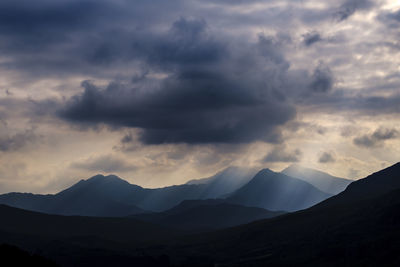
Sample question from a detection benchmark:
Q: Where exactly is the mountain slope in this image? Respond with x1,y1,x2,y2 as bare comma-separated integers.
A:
226,169,332,211
282,164,352,194
185,166,256,198
0,173,243,215
133,199,284,231
0,204,178,245
165,162,400,266
0,175,147,217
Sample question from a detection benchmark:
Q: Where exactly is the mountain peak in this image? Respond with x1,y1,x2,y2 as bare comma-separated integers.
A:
258,168,275,174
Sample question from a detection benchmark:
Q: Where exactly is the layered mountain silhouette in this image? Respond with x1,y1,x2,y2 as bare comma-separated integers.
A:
166,162,400,266
227,168,332,211
282,164,352,194
132,199,284,231
185,166,256,198
0,167,332,216
0,163,399,266
0,175,147,217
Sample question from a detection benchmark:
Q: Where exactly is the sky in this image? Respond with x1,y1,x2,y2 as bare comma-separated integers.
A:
0,0,400,193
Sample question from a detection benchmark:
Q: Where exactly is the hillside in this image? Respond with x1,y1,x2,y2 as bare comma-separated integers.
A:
227,169,332,211
282,164,352,194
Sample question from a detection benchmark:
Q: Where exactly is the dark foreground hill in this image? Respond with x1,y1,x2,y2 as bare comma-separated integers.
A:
0,204,180,266
0,244,57,266
132,199,284,231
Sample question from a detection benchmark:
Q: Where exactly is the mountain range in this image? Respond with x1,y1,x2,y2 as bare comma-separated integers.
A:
282,164,352,194
0,163,398,266
0,166,335,216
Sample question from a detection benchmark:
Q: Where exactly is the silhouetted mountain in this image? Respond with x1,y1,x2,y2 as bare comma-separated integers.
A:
317,162,400,207
0,203,179,246
162,162,400,266
0,173,248,215
0,204,177,266
0,175,147,217
1,163,400,266
185,166,256,198
133,199,284,231
226,168,332,211
282,164,352,194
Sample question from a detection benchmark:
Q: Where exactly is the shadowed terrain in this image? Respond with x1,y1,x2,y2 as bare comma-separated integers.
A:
0,163,399,266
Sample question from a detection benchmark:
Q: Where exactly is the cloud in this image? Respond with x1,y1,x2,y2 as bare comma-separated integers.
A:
334,0,375,21
302,31,322,46
309,63,334,93
318,151,336,163
71,154,136,173
378,9,400,29
262,147,302,163
353,127,399,148
0,129,37,152
58,18,305,145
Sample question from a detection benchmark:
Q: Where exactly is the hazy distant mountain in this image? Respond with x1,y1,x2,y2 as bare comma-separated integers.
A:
282,164,352,194
133,199,284,231
185,166,257,198
0,171,256,215
0,166,344,217
0,175,147,217
0,174,213,214
227,168,332,211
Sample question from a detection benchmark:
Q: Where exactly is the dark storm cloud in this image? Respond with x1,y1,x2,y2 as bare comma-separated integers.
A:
59,19,305,145
262,147,302,163
302,31,322,46
319,152,335,163
71,154,136,173
0,0,183,78
334,0,375,21
353,127,399,148
1,0,395,147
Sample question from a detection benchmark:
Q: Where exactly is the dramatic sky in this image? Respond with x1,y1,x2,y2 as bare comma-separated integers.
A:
1,0,400,193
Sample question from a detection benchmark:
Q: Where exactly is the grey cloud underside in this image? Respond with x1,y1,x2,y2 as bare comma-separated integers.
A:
303,31,322,46
353,127,399,148
262,147,302,163
59,19,307,144
319,152,336,163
